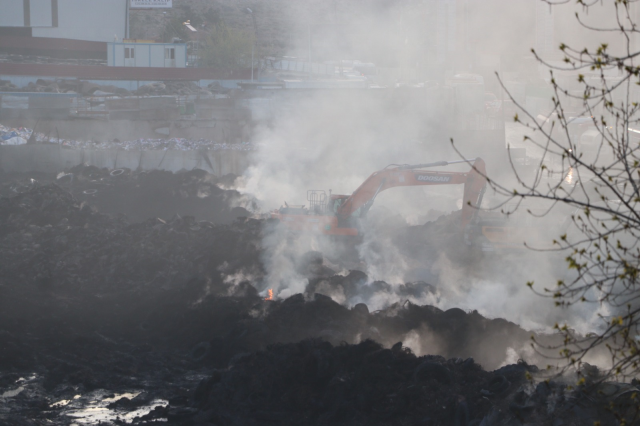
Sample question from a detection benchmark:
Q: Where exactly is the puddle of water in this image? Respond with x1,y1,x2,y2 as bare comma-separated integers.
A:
121,399,168,422
51,394,82,408
62,390,168,425
66,407,115,425
103,392,140,403
51,399,72,408
15,373,37,384
1,386,25,398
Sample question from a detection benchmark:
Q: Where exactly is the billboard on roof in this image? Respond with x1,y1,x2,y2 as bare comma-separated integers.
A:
130,0,172,8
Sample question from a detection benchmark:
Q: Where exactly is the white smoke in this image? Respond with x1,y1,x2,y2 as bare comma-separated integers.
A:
232,0,619,340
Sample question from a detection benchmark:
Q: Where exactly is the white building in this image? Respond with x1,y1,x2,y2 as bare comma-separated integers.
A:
0,0,127,43
107,42,186,67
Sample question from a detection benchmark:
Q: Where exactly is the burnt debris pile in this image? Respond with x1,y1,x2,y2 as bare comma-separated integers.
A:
252,293,532,371
1,166,255,223
0,183,634,425
192,339,499,426
0,183,262,295
183,340,634,426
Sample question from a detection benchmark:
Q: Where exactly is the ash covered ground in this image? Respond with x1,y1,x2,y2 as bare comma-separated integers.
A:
0,167,633,425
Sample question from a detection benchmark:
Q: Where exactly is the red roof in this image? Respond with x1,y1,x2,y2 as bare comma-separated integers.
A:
0,35,106,52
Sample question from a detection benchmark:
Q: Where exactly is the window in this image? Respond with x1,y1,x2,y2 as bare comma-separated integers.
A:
124,47,134,59
165,48,175,60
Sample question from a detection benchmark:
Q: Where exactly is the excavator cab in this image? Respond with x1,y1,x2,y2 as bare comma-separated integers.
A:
307,191,354,217
327,195,350,216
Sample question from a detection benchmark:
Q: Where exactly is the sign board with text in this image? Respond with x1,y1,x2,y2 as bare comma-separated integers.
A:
130,0,172,8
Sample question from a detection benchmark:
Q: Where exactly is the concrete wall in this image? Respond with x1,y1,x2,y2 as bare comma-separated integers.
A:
32,0,126,42
0,0,32,27
0,0,126,41
0,0,54,27
0,94,73,119
30,0,53,27
0,0,24,27
0,144,252,176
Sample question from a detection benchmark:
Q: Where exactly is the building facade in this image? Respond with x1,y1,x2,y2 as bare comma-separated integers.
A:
0,0,127,43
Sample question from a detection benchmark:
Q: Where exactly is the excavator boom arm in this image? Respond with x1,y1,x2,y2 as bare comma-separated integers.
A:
337,158,487,229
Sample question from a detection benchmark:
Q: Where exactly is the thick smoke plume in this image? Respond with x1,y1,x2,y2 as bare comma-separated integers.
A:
236,0,613,340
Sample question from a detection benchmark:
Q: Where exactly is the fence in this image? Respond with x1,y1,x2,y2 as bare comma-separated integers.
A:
266,59,336,76
0,92,75,119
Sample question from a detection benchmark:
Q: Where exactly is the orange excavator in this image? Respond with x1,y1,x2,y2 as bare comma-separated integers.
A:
270,158,487,237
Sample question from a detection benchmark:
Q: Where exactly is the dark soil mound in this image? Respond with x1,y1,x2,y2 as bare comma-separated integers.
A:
192,339,497,426
0,184,630,426
0,167,254,224
182,340,626,426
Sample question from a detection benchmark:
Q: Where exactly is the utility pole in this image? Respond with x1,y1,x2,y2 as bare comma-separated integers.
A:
245,8,257,82
308,24,311,64
125,0,130,39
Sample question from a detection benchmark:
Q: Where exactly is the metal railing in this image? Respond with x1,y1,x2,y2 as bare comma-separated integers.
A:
307,190,327,214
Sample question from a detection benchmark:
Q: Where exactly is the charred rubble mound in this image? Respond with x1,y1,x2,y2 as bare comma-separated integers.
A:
0,184,262,293
0,166,254,223
192,339,502,426
393,210,478,263
250,291,535,371
0,185,629,425
0,184,539,370
178,339,632,426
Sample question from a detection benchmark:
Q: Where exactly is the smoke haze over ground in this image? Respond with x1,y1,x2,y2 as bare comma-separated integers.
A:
231,0,621,339
4,1,640,424
238,87,607,337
